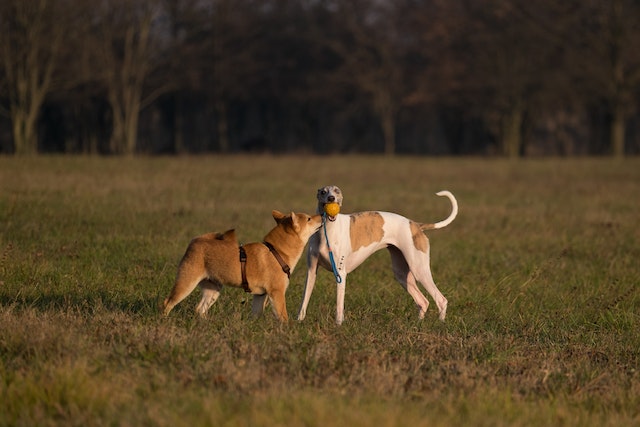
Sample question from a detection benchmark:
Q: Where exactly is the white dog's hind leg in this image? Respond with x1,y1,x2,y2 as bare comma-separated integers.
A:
409,273,431,319
389,247,430,318
410,260,448,321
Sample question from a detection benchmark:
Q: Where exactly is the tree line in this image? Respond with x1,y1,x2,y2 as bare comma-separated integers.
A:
1,0,639,156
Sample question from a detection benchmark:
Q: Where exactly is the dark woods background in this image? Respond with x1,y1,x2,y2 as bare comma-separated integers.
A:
1,0,639,156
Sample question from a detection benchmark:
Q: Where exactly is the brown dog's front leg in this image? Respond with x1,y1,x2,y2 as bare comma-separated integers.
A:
268,290,289,322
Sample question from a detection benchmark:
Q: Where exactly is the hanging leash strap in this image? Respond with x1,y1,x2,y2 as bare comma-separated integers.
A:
262,241,291,278
238,245,251,293
322,213,342,283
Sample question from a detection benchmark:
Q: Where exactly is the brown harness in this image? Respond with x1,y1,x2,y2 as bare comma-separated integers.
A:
263,241,291,278
239,245,249,292
239,241,290,293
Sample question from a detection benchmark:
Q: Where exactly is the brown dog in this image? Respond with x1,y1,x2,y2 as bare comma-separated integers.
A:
163,210,322,321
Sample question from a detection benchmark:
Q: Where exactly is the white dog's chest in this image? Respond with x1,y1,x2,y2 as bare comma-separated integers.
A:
317,214,390,273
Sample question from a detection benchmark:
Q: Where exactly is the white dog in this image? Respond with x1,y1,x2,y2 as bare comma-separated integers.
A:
297,185,458,325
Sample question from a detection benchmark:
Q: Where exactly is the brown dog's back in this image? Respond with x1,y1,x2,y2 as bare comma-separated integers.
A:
178,229,241,286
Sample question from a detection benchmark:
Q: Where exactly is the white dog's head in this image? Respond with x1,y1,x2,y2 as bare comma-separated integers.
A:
316,185,343,219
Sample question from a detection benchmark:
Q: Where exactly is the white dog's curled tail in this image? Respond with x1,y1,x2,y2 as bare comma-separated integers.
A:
421,190,458,230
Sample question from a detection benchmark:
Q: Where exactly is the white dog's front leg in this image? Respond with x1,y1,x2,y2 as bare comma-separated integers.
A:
297,269,316,321
336,276,346,325
298,247,319,321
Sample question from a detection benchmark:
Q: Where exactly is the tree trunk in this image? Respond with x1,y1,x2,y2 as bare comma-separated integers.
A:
124,102,140,156
215,98,230,153
173,95,185,154
108,97,140,156
374,88,397,155
380,110,396,155
501,102,524,158
11,108,38,155
3,0,60,156
100,8,155,155
610,103,625,158
108,97,124,154
123,81,142,155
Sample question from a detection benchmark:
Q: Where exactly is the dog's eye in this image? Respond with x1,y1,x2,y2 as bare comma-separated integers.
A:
320,190,327,195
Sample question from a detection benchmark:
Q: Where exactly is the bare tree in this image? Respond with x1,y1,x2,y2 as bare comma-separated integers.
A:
0,0,64,155
459,0,558,157
312,0,413,155
153,0,267,153
160,0,209,153
404,0,470,153
570,0,640,157
210,0,252,153
493,0,640,157
208,0,274,152
90,0,169,155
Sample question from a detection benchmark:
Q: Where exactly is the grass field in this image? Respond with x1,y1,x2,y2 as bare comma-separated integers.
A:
0,155,638,426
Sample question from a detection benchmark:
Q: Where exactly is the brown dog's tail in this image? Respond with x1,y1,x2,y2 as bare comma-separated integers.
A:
420,191,458,231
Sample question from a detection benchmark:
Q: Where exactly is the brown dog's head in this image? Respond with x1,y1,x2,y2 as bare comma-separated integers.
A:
272,210,323,242
316,185,343,219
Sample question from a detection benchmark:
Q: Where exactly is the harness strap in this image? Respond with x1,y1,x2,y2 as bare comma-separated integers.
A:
263,241,291,278
239,242,290,293
239,245,251,293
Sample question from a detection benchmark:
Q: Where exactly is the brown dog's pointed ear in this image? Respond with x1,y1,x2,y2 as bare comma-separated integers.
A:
272,210,285,223
290,211,300,231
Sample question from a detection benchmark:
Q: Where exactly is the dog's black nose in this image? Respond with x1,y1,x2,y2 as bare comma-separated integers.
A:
328,196,335,202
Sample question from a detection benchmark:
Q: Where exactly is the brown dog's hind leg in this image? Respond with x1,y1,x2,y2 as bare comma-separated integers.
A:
163,264,206,315
195,280,223,317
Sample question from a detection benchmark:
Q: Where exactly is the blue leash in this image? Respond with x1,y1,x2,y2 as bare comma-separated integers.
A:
322,213,342,283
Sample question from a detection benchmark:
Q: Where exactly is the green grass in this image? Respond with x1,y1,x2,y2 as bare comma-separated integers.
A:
0,155,639,426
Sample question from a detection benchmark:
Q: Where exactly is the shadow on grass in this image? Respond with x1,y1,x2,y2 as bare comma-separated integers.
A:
0,290,162,317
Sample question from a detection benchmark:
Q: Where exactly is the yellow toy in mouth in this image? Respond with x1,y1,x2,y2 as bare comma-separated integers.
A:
324,202,340,218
